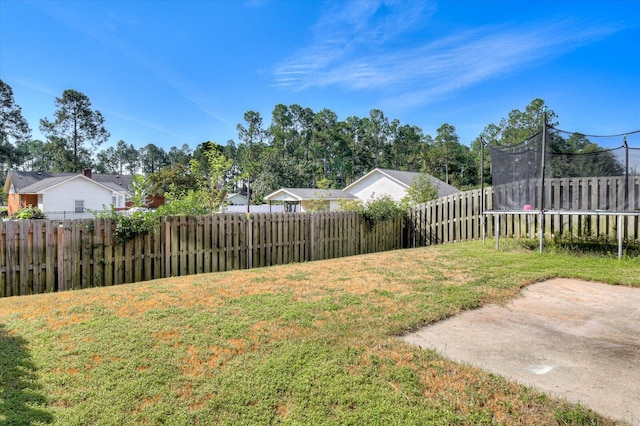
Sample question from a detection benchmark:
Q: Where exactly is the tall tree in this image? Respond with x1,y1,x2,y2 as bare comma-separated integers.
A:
429,123,459,184
289,104,315,186
388,121,424,171
270,104,293,158
344,115,373,179
0,79,31,145
331,121,354,188
364,109,389,168
42,137,78,172
16,139,46,171
236,111,267,203
139,143,168,175
0,79,32,186
311,108,339,182
148,163,198,197
40,89,109,171
167,143,192,166
481,98,558,147
95,146,119,173
120,141,140,175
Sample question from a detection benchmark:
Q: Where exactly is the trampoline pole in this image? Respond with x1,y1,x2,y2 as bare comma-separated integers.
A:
480,137,486,245
482,212,486,245
538,212,543,254
539,110,548,254
618,215,623,259
624,136,629,212
496,213,500,250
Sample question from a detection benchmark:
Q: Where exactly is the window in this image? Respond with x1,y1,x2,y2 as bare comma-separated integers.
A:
75,200,84,213
112,196,116,206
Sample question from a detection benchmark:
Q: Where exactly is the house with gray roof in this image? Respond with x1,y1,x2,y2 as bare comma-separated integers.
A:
264,168,460,212
263,188,358,212
4,169,132,219
343,168,459,202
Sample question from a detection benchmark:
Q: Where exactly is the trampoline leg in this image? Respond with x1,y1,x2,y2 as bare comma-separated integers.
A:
618,215,623,259
538,212,544,254
495,214,500,250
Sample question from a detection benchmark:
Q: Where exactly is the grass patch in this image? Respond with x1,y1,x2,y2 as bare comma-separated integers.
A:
1,241,635,425
517,234,640,258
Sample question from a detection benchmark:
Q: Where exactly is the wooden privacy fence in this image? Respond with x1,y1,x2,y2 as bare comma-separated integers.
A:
405,187,489,247
0,211,402,297
406,176,640,248
5,175,640,298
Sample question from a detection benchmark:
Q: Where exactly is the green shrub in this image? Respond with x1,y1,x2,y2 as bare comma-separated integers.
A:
402,173,438,206
362,194,405,223
156,188,225,216
339,195,405,225
93,206,158,244
12,205,46,220
337,199,364,213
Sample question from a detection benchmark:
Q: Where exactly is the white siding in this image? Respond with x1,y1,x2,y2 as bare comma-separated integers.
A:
224,204,284,213
347,173,408,202
42,178,114,219
267,192,299,202
227,194,248,205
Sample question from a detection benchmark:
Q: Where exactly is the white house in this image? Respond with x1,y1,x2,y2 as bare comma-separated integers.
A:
226,192,248,206
264,169,460,212
343,168,460,202
264,188,358,212
4,170,131,219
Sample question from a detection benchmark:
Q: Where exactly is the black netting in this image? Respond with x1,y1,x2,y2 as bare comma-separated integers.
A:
488,127,640,212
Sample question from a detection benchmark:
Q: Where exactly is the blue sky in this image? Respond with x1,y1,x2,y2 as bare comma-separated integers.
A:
1,0,639,152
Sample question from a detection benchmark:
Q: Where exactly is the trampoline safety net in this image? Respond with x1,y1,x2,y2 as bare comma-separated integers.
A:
488,127,640,212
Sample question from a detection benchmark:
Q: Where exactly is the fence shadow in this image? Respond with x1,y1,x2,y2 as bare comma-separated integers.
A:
0,324,53,425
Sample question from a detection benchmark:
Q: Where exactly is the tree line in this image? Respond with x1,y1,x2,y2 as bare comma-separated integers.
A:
2,78,619,206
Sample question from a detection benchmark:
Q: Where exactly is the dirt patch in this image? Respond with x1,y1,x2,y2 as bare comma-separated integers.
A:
403,279,640,425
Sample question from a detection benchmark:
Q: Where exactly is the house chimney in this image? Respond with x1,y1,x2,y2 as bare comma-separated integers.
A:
82,168,92,179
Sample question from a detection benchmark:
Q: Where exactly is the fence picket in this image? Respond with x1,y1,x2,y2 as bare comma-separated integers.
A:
6,222,16,296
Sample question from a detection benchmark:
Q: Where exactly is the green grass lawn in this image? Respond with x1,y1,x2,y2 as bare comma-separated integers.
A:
1,240,637,425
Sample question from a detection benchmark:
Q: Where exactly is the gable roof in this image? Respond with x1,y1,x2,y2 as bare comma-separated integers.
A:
265,188,358,202
343,168,460,198
92,174,132,192
5,170,132,194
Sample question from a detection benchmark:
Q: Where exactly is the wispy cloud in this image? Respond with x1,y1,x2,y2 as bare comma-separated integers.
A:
104,108,188,140
274,2,625,108
12,77,58,98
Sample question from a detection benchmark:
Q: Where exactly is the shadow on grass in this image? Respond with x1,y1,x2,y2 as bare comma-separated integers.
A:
0,324,53,425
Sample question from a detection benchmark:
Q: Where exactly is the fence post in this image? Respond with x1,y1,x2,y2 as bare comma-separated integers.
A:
5,222,15,297
310,213,315,261
164,219,171,278
57,223,65,291
247,214,253,269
